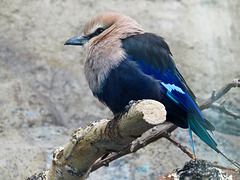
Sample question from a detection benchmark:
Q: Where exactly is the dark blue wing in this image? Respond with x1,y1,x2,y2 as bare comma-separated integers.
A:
122,33,196,101
121,33,218,152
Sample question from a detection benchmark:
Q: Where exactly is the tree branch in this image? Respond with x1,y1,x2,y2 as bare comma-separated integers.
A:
28,78,240,179
163,132,195,159
91,124,178,172
28,100,166,180
210,102,240,119
199,78,240,110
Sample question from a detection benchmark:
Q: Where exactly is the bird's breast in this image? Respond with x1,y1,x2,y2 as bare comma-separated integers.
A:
84,43,126,93
93,59,163,114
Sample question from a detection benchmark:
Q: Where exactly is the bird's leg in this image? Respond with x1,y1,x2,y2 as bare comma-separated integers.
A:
113,100,138,123
113,112,122,120
124,100,137,113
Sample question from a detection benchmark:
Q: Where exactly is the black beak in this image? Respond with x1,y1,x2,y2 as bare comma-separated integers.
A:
64,35,89,46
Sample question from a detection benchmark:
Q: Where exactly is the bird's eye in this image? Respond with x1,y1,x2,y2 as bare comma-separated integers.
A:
87,28,105,39
95,28,105,35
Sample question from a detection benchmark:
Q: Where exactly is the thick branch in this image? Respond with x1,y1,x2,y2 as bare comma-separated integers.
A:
28,100,166,180
91,124,177,172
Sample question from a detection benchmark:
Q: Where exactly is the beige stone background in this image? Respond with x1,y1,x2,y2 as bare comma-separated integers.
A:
0,0,240,179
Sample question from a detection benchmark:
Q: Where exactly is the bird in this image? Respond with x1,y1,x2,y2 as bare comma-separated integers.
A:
65,13,239,168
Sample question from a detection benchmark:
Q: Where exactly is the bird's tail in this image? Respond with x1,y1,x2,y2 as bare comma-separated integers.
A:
188,115,240,169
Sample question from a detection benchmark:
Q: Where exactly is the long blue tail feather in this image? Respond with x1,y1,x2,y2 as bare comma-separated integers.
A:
188,120,196,157
161,82,240,169
188,115,219,153
188,115,240,169
219,151,240,169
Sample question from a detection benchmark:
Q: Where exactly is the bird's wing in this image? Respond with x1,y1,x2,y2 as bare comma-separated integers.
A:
121,33,218,152
121,33,199,112
121,33,197,101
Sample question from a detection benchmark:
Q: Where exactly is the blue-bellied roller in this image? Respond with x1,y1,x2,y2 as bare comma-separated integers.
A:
65,13,239,168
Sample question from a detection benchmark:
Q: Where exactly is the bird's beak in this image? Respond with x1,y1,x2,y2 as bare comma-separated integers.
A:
64,35,89,46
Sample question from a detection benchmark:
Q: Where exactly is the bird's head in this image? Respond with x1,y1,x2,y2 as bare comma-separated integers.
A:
65,13,145,92
64,13,144,47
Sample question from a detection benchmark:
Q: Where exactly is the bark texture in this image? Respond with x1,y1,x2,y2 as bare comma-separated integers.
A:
28,100,166,180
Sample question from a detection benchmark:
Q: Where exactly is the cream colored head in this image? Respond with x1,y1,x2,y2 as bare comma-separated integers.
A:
64,13,145,93
65,13,144,47
84,13,144,44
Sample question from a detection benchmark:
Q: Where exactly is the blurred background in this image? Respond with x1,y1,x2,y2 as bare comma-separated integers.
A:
0,0,239,179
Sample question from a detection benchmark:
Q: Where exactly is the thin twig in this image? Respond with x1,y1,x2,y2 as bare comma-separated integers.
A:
199,78,240,110
130,124,178,152
163,132,195,159
210,102,240,119
212,163,240,172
